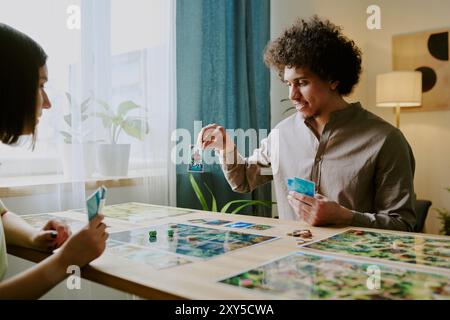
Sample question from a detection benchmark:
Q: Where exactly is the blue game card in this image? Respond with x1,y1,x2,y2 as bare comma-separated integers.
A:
224,221,254,228
286,177,315,197
86,186,107,221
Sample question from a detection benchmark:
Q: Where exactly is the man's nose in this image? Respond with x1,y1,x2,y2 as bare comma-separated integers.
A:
289,85,301,100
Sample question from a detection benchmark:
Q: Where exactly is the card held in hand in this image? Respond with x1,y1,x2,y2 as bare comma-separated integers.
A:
286,177,315,197
86,186,107,221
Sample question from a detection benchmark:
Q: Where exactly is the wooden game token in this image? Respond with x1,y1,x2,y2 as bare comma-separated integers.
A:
286,232,293,236
238,279,253,287
296,239,305,245
353,230,364,235
186,236,197,241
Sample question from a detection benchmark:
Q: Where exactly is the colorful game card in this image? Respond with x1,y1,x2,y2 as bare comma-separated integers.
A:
188,219,209,224
286,177,315,197
188,144,204,172
246,224,273,231
219,251,450,300
204,219,232,226
86,185,107,221
224,221,255,229
305,229,450,270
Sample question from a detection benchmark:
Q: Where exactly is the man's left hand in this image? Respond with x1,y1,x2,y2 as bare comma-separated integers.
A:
287,191,353,226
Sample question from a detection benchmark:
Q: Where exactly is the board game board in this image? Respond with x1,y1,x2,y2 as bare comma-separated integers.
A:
304,229,450,270
70,202,194,223
109,223,278,259
95,202,194,223
219,251,450,300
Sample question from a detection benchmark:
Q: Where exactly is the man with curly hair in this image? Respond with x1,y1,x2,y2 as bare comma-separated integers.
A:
197,16,416,232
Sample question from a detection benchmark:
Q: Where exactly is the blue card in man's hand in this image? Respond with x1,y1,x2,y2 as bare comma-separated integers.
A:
286,177,315,197
86,186,107,221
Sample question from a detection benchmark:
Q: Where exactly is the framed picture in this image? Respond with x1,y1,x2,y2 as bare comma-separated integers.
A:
393,28,450,112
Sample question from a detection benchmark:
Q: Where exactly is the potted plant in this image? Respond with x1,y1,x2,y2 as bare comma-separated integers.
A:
189,173,274,214
93,99,149,176
60,93,96,178
435,187,450,236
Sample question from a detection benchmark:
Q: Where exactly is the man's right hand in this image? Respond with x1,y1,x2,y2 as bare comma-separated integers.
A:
197,123,235,153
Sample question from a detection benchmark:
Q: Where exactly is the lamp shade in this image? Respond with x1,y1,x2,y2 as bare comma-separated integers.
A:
376,71,422,107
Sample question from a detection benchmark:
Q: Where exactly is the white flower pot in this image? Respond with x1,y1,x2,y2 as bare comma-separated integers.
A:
61,143,97,179
97,144,131,176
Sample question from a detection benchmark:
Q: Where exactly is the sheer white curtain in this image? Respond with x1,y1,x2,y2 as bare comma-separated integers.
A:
0,0,176,212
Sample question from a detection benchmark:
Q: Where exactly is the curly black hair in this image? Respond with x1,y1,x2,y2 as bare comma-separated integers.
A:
264,16,362,95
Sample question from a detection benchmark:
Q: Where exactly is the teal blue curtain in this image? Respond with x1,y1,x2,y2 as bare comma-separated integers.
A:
176,0,271,216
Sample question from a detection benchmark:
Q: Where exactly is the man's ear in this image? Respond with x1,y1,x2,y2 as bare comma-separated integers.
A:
330,80,339,91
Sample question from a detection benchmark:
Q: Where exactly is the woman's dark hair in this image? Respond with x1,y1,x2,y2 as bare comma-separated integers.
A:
0,23,47,145
264,16,362,95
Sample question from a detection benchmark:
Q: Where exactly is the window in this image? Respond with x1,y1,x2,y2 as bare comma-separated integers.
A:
0,0,175,180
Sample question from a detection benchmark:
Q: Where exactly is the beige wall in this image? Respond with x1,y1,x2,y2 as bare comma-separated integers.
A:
270,0,450,234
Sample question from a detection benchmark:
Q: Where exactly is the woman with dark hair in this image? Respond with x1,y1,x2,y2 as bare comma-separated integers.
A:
0,24,108,299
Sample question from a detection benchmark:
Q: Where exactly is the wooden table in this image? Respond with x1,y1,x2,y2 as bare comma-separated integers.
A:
8,204,449,300
7,205,349,299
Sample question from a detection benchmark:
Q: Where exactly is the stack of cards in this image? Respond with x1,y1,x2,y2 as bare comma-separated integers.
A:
86,186,107,221
286,177,315,197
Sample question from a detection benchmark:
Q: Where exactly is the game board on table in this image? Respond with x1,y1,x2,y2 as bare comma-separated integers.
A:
304,229,450,270
88,202,194,223
219,251,450,300
109,223,278,260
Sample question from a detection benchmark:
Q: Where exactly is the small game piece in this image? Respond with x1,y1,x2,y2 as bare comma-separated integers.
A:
148,237,157,243
296,239,306,245
148,230,157,237
353,230,364,235
300,230,313,238
238,278,253,287
186,236,197,242
167,229,174,237
286,232,293,237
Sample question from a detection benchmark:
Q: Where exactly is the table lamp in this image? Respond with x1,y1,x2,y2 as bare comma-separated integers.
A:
376,71,422,128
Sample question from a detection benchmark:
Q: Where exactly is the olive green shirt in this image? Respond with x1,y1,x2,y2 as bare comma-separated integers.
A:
0,199,8,280
220,102,416,231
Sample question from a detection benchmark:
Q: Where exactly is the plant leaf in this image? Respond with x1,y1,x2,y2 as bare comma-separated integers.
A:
203,182,217,212
230,200,272,215
220,199,273,214
220,200,254,213
60,131,72,144
64,115,72,127
118,101,140,118
122,118,147,140
283,106,296,115
81,97,91,114
93,112,113,129
189,174,209,211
